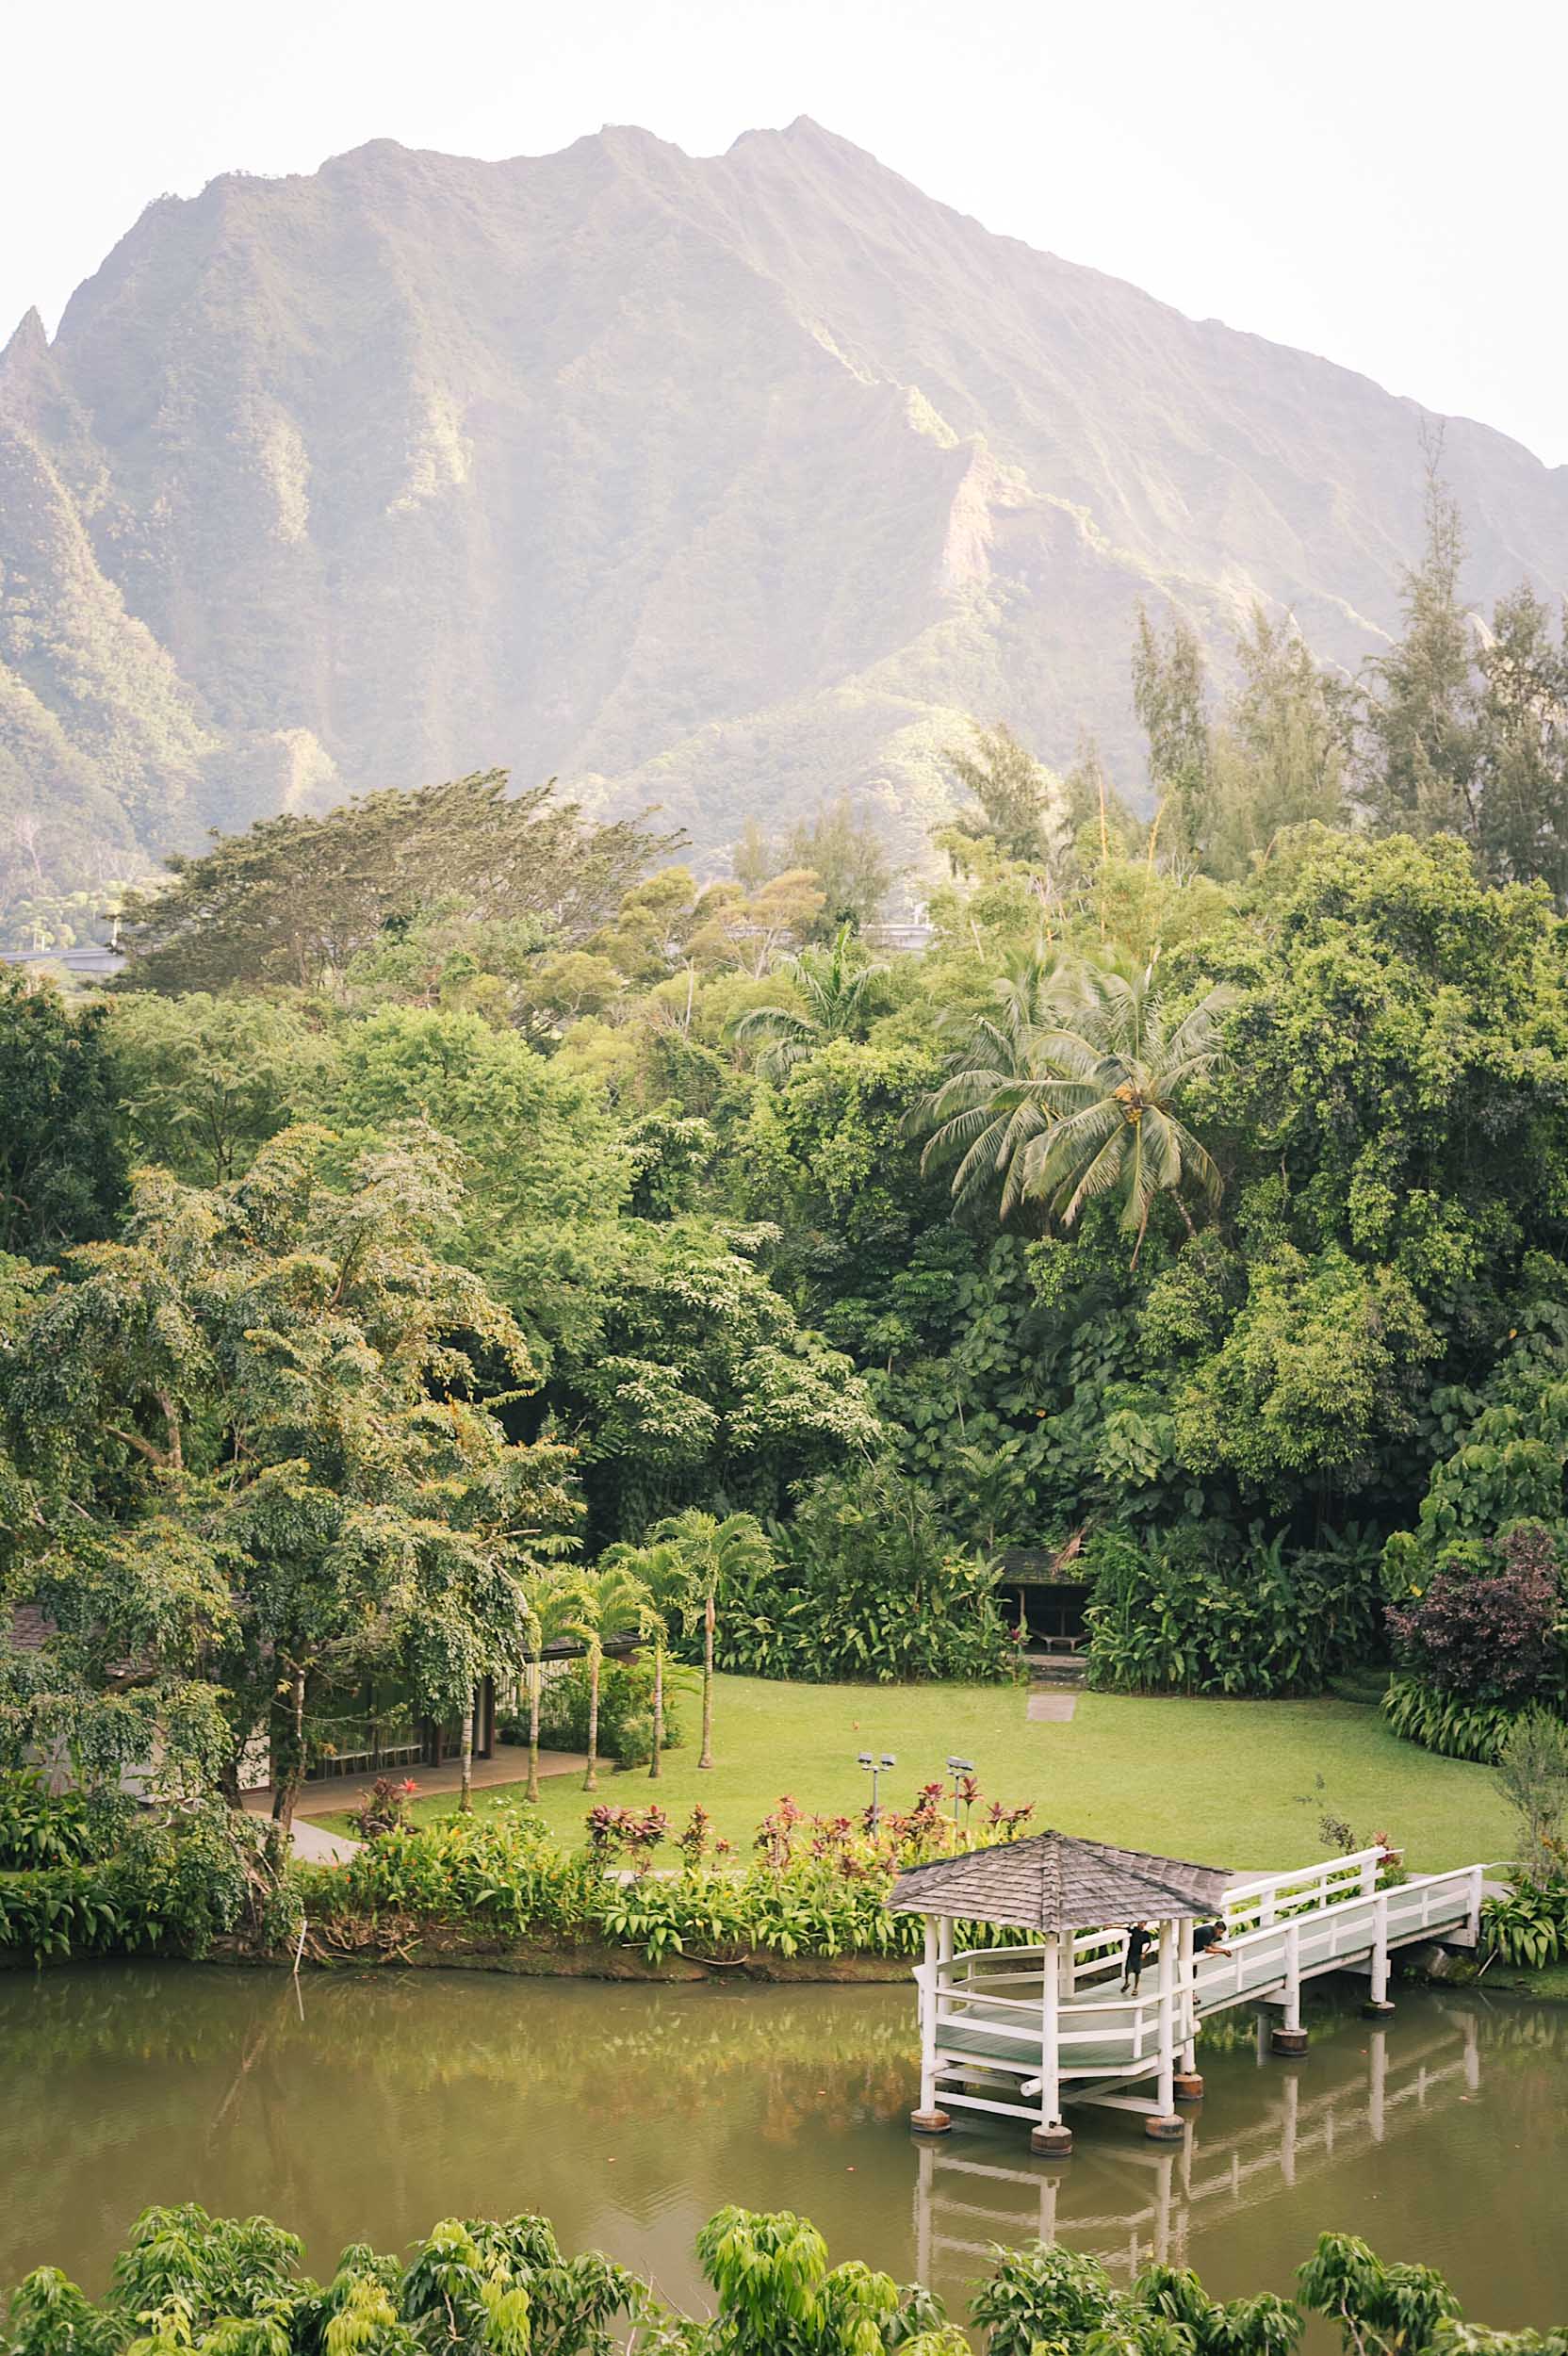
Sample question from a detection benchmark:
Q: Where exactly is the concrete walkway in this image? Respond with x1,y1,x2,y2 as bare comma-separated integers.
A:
286,1817,362,1864
1026,1690,1078,1722
242,1743,591,1862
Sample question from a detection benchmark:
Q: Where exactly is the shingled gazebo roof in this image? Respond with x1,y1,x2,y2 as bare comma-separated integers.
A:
889,1830,1232,1933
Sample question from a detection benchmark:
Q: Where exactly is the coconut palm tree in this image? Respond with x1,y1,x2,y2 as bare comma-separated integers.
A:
915,950,1233,1264
909,942,1081,1220
516,1561,591,1805
1017,957,1233,1264
650,1509,775,1770
564,1561,653,1793
730,924,888,1080
601,1537,693,1780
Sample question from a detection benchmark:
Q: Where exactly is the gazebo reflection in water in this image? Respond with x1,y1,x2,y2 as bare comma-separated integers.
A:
911,2003,1482,2289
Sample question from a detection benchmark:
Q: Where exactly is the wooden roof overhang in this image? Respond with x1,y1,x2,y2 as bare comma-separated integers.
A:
889,1829,1232,1934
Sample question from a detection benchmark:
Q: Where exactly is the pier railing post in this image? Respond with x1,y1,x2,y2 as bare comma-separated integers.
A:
1146,1918,1184,2140
1270,1920,1308,2055
1364,1891,1395,2016
910,1919,952,2135
1173,1913,1203,2102
1031,1930,1072,2154
1467,1865,1483,1947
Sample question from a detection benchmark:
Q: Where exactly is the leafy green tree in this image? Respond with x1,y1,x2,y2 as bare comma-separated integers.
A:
496,1218,880,1544
322,1004,636,1241
731,926,889,1079
1133,608,1214,863
914,944,1082,1223
737,797,898,937
1,1124,577,1830
1473,585,1568,906
106,990,335,1185
1208,609,1352,875
1493,1710,1568,1882
942,720,1070,872
922,954,1233,1264
117,772,680,994
599,1538,692,1781
1298,2232,1460,2356
649,1510,776,1770
695,2206,958,2356
1357,463,1479,841
516,1562,591,1805
0,971,126,1258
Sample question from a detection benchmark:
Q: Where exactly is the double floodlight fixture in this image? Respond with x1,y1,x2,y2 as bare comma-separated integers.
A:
858,1748,897,1826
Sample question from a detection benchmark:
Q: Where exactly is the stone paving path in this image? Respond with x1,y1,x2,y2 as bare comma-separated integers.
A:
1026,1689,1078,1723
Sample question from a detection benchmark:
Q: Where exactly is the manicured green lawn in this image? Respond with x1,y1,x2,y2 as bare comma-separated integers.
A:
304,1675,1514,1875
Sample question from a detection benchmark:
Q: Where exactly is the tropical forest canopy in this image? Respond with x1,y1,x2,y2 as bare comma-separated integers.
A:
5,472,1568,1807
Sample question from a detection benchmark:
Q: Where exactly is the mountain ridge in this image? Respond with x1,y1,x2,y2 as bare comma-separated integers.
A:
3,118,1566,908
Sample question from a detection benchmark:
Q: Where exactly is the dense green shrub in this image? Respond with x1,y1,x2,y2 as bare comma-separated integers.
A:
314,1788,1036,1967
1085,1525,1383,1696
1380,1677,1527,1763
0,1799,259,1965
327,1807,604,1941
713,1462,1013,1684
1481,1880,1568,1968
0,1773,103,1870
1385,1525,1566,1705
532,1658,684,1768
3,2204,1549,2356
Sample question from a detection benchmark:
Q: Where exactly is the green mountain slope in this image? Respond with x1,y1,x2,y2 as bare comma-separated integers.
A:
3,117,1566,902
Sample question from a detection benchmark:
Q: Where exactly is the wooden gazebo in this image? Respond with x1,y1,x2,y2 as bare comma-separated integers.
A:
890,1830,1231,2154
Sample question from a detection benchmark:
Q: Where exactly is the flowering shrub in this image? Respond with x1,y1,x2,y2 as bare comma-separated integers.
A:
1385,1523,1565,1705
585,1803,670,1873
347,1775,420,1841
314,1781,1036,1965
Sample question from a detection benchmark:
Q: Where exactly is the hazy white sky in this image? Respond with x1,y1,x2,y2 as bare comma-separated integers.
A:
7,0,1564,465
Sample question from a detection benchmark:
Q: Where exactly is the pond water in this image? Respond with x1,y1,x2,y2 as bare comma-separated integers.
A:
2,1967,1564,2331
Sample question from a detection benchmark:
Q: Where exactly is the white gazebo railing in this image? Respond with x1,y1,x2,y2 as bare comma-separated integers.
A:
908,1846,1490,2149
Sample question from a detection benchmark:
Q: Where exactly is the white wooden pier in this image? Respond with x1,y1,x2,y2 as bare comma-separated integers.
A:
891,1834,1491,2151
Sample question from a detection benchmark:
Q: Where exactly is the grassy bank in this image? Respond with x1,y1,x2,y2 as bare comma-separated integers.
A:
306,1677,1514,1876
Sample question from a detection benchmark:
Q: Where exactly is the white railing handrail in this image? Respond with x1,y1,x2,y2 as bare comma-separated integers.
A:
1227,1845,1388,1898
935,1858,1488,2017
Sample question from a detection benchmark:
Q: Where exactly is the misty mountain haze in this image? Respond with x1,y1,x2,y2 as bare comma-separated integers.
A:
3,115,1566,903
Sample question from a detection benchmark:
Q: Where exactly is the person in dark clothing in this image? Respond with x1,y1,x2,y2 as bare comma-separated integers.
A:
1120,1922,1154,1993
1192,1919,1232,1961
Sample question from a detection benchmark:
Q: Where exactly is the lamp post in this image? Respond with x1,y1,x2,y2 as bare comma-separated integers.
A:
858,1750,896,1829
946,1755,975,1837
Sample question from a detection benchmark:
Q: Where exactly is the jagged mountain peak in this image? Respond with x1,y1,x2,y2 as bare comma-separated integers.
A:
3,124,1566,909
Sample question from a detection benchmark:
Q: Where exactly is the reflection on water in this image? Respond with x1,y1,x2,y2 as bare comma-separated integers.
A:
916,2007,1479,2284
1,1968,1564,2331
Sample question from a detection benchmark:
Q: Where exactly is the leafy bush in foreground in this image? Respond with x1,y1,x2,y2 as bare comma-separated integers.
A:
1481,1880,1568,1969
3,2207,1560,2356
